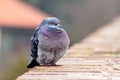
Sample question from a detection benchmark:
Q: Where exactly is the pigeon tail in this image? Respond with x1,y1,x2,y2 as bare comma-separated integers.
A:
27,59,39,68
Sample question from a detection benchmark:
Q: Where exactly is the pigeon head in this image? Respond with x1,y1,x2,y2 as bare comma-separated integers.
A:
40,17,63,34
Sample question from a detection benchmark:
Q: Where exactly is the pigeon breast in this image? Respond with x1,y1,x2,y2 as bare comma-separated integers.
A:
38,29,69,53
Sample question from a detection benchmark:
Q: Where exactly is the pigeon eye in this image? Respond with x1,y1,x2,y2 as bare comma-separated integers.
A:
49,22,58,25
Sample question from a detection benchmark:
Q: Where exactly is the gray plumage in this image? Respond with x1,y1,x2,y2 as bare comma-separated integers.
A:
27,17,70,68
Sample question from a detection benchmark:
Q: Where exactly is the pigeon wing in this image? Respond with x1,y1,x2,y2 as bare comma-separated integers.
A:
27,27,40,68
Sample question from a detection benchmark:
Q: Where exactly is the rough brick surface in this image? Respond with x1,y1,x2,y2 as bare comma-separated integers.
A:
16,17,120,80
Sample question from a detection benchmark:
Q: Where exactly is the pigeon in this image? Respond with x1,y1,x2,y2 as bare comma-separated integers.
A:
27,17,70,68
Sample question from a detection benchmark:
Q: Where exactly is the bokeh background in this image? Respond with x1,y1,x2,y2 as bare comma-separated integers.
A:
1,0,120,80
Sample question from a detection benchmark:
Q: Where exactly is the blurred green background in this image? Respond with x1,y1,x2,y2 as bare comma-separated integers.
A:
1,0,120,80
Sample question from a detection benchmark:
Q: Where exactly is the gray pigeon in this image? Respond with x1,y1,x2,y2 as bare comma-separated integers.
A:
27,17,70,68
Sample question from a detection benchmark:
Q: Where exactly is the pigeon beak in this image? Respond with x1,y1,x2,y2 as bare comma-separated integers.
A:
57,24,62,28
57,24,60,27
